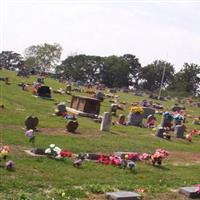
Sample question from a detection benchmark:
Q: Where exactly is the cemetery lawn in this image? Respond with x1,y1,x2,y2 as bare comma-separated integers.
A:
0,69,200,200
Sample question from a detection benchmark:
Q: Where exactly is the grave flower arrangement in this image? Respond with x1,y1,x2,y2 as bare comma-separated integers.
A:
45,144,72,160
196,184,200,194
130,106,144,114
151,149,169,165
0,145,15,171
25,129,35,147
174,114,184,123
163,112,173,121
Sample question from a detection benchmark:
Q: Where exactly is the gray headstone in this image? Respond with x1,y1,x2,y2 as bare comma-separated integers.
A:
156,127,165,138
25,116,39,130
106,191,141,200
127,112,143,126
100,112,112,131
179,186,200,199
57,103,66,113
197,102,200,107
143,107,155,118
174,125,185,138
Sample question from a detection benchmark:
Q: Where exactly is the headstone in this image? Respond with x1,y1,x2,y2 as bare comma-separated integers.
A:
31,148,46,155
160,116,172,128
37,86,51,98
57,103,66,113
174,125,185,138
143,107,155,118
156,127,165,138
25,116,39,130
106,191,141,200
179,186,200,199
127,112,143,127
197,102,200,107
172,105,185,112
111,104,118,116
66,120,79,133
65,85,72,94
100,112,112,131
96,91,104,101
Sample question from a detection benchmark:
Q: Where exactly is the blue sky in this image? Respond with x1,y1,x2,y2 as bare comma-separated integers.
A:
0,0,200,70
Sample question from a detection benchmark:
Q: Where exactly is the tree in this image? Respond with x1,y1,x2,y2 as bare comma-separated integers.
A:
24,43,62,72
56,55,104,83
101,56,130,88
169,63,200,96
0,51,24,70
140,60,175,91
121,54,141,87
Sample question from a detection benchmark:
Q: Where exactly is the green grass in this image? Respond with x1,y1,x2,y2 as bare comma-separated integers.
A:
0,69,200,200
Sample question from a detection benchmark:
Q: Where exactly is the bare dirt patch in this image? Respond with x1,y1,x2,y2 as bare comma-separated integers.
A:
168,151,200,166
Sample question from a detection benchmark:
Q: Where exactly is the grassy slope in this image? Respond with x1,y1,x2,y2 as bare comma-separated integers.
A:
0,69,200,200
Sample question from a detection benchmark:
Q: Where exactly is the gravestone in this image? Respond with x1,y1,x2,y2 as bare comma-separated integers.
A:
143,107,155,118
160,116,173,128
37,86,51,98
100,112,112,131
111,104,118,116
179,186,200,199
37,77,44,84
156,127,165,138
106,191,141,200
25,116,39,130
172,105,185,112
31,148,46,155
127,113,143,127
66,120,79,133
197,102,200,107
65,85,72,94
57,103,66,113
96,91,104,101
174,125,185,138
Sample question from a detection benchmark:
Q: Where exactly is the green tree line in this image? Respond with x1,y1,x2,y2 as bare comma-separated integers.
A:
0,43,199,96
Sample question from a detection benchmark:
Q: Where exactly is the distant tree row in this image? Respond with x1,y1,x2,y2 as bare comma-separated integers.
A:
0,43,199,96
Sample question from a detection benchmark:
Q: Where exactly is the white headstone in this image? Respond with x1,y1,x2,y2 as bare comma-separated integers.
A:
100,112,112,131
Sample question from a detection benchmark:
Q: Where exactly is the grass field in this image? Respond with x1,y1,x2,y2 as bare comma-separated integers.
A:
0,69,200,200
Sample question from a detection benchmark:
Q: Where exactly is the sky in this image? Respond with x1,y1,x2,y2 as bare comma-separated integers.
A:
0,0,200,71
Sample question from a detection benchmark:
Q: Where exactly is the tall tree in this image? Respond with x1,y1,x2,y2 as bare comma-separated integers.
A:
24,43,62,72
0,51,24,70
56,55,104,83
140,60,175,91
102,56,129,88
121,54,141,87
169,63,200,96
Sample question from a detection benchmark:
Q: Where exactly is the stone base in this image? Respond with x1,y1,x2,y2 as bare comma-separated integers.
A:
66,107,98,118
179,186,200,199
106,191,141,200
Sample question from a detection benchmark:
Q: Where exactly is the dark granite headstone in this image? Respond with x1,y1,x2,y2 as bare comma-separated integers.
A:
174,125,185,138
57,103,66,113
37,86,51,98
179,186,200,199
156,127,165,138
143,107,155,118
197,102,200,108
31,148,46,155
127,113,143,126
106,191,141,200
66,120,79,133
25,116,39,130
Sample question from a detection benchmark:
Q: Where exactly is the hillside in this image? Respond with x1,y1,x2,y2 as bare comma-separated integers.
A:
0,69,200,200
